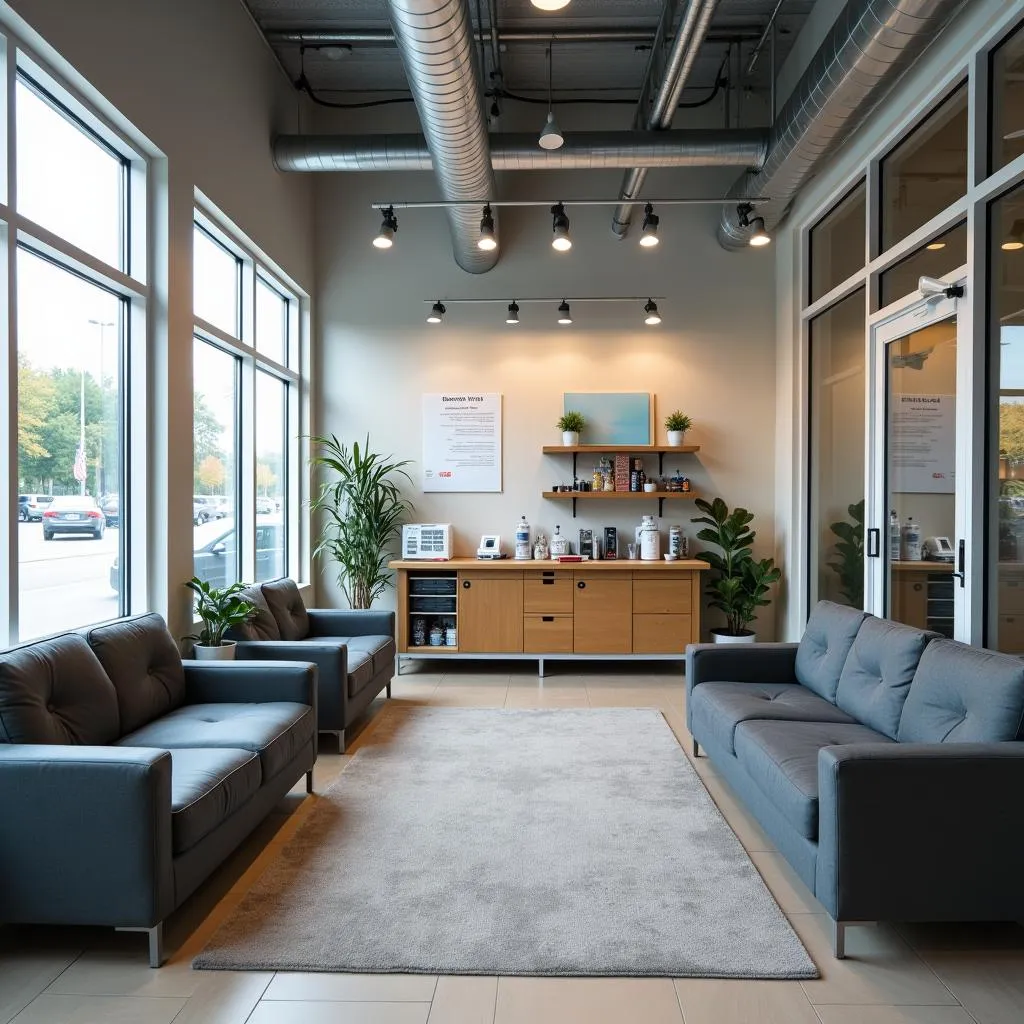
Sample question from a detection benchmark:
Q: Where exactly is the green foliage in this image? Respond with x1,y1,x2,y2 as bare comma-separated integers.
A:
692,496,782,635
557,410,585,433
827,499,864,607
664,410,692,432
311,435,414,609
184,577,255,647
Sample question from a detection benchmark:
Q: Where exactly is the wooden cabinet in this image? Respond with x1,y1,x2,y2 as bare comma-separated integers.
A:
524,570,574,614
890,575,928,629
573,571,632,653
458,573,524,653
632,573,697,653
524,615,574,653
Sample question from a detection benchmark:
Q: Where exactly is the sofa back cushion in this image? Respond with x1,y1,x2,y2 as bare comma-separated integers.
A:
835,617,933,739
795,601,868,702
0,633,120,744
899,639,1024,743
85,614,185,734
227,585,281,642
261,578,309,641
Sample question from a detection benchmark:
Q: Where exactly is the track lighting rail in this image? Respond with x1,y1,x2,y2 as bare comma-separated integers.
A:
371,197,770,210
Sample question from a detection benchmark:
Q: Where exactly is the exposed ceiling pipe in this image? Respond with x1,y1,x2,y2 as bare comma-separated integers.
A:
718,0,968,249
612,0,721,239
385,0,498,273
273,129,768,172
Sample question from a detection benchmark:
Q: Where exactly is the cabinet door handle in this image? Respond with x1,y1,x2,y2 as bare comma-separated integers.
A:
952,538,965,589
542,571,555,578
577,581,586,589
542,579,555,585
462,580,471,589
542,616,554,622
913,583,923,592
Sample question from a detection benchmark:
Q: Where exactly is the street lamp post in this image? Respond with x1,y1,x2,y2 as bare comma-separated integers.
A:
87,318,115,498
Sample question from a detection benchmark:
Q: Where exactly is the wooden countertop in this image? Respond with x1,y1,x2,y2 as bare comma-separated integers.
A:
390,558,709,571
891,560,954,572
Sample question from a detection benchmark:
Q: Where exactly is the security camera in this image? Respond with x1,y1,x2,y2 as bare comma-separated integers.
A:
918,275,965,298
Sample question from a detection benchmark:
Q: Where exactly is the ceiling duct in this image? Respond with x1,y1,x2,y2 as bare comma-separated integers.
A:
273,129,768,172
385,0,498,273
611,0,721,239
717,0,968,249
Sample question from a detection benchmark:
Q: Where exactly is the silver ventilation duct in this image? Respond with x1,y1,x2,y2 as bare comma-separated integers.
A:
273,129,768,172
386,0,498,273
612,0,721,238
718,0,968,249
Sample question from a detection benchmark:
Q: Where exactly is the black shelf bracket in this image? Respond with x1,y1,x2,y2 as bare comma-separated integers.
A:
658,452,664,476
572,496,577,519
658,496,664,517
572,452,578,479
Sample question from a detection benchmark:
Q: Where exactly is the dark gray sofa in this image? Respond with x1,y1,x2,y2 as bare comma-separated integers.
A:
227,577,395,752
0,613,317,967
686,601,1024,958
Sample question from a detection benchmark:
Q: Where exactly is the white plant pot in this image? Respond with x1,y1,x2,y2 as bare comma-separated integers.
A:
193,641,237,661
562,431,579,446
710,628,756,644
667,430,686,446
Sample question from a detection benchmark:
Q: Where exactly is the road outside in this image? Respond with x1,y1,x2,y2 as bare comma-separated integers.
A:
18,521,120,640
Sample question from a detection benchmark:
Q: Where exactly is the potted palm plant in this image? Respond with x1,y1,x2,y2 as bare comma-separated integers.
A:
311,434,413,609
664,411,692,446
557,410,585,446
692,496,782,643
185,577,256,660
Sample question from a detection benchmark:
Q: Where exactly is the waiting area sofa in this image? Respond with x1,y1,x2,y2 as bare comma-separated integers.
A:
0,613,317,966
686,601,1024,957
228,577,395,751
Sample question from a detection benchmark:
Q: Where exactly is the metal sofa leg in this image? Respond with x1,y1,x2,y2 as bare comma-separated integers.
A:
336,729,346,754
386,681,392,698
116,922,164,967
831,919,847,959
692,739,700,758
306,769,314,794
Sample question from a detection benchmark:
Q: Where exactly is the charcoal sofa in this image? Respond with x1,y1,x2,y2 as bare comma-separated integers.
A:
686,601,1024,957
0,613,317,966
228,577,395,752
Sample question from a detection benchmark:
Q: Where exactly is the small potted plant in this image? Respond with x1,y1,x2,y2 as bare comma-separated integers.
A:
185,577,256,660
557,410,585,446
664,411,692,446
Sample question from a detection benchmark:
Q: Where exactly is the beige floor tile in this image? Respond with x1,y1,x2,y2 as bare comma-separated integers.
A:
44,950,201,998
248,1001,430,1024
503,687,590,708
748,851,823,915
167,972,273,1024
0,949,82,1024
494,977,683,1024
10,993,186,1024
698,777,776,853
429,687,509,707
672,979,819,1023
439,670,512,686
814,1007,976,1024
920,950,1024,1024
264,973,437,1001
427,976,497,1024
894,922,1024,952
791,915,958,1006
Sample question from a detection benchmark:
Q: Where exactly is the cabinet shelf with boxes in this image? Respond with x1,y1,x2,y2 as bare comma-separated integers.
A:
403,571,459,652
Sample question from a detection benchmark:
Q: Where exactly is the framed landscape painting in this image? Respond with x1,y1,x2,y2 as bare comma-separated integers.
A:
562,392,652,445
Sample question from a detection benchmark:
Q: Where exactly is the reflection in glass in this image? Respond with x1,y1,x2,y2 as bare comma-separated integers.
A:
809,289,865,609
255,371,287,581
992,20,1024,175
16,249,123,639
256,277,288,364
193,226,240,337
809,180,866,304
879,222,967,307
881,85,967,251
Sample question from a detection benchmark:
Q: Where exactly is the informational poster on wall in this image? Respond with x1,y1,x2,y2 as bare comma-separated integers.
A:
422,393,502,492
890,393,955,493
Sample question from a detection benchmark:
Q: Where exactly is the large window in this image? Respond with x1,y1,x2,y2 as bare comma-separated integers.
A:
879,221,968,307
991,21,1024,175
809,181,866,304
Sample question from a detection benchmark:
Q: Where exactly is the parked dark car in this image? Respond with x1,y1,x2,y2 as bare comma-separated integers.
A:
43,495,105,540
18,494,55,522
100,494,119,528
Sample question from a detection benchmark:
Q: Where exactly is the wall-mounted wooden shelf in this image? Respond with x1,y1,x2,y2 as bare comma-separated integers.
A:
543,443,701,478
542,490,698,518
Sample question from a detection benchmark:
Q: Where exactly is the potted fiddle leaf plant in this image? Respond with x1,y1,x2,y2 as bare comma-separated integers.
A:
828,499,864,608
557,410,585,446
692,496,782,643
185,577,256,660
664,410,692,446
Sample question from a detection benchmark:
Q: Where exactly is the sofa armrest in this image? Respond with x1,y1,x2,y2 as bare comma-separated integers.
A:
0,745,174,927
183,659,317,712
307,608,395,639
685,642,799,692
817,742,1024,921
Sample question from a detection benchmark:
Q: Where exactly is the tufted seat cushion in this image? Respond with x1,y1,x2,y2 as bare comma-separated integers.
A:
0,633,120,744
835,617,933,739
85,614,185,734
794,600,867,702
689,681,857,754
167,747,262,854
117,702,314,780
229,586,281,642
735,719,893,840
899,639,1024,743
261,578,310,641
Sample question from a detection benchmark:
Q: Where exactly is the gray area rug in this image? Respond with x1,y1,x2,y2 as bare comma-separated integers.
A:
194,707,817,978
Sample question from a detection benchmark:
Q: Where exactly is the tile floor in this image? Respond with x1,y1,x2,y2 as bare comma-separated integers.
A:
2,662,1022,1024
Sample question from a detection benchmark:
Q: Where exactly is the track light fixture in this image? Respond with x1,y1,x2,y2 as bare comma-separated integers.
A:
557,300,573,325
643,299,662,326
532,0,571,9
478,204,497,251
551,202,572,252
639,203,660,247
506,301,520,325
538,44,564,150
427,301,446,324
737,203,771,247
373,205,398,249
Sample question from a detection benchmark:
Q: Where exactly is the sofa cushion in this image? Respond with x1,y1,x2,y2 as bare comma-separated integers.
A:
835,618,933,740
898,639,1024,743
168,747,261,854
735,719,893,840
795,601,867,702
85,614,186,734
347,635,395,678
346,651,375,698
229,586,281,642
118,701,314,781
261,579,309,641
0,633,120,744
689,682,857,755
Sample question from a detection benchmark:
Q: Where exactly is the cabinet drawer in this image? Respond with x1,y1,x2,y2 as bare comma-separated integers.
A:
524,614,574,653
998,576,1024,614
632,579,692,615
632,614,693,653
998,614,1024,654
524,573,574,614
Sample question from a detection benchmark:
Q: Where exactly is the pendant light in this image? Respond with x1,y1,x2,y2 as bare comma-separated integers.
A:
557,300,572,325
427,301,446,324
643,299,662,326
506,301,520,325
538,45,564,150
639,203,660,247
478,204,497,251
373,206,398,249
551,202,572,252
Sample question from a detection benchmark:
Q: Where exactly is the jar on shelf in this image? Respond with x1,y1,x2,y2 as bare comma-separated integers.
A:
429,622,444,646
444,622,457,647
411,617,427,646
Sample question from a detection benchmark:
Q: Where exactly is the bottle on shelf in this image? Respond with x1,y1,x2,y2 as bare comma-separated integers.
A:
639,514,661,560
889,509,901,562
550,524,569,557
515,514,531,560
901,515,922,561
